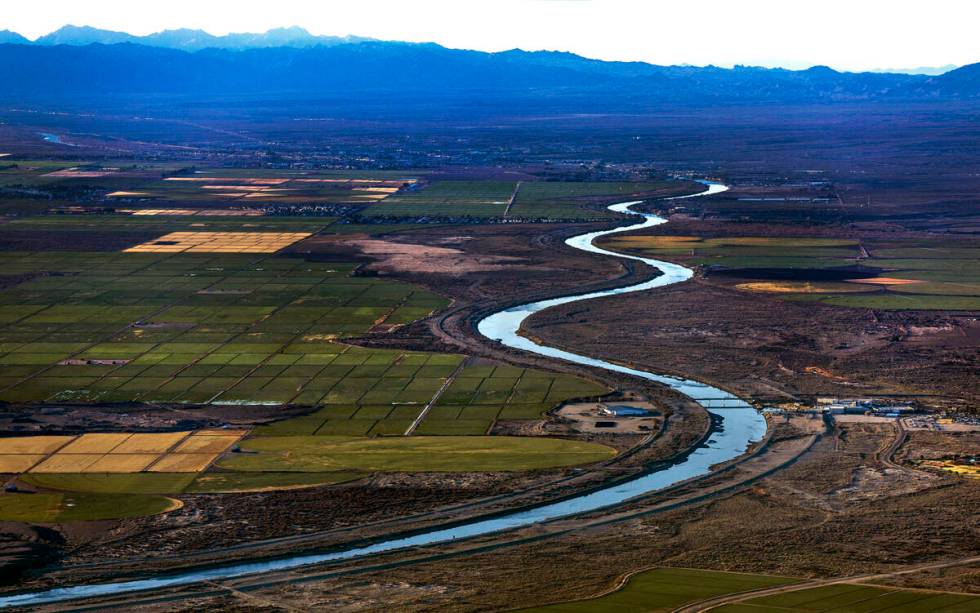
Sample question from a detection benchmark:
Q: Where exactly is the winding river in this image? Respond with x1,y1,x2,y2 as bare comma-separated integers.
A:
0,181,766,608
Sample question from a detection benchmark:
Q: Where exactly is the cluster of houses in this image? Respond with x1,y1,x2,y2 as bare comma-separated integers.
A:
765,398,918,418
816,398,917,417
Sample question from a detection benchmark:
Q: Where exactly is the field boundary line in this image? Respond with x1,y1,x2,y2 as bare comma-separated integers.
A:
403,360,467,435
502,181,522,217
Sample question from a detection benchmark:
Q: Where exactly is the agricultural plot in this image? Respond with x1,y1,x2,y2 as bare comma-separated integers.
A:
10,215,333,234
362,180,687,220
0,252,447,404
134,175,414,204
21,472,197,494
0,491,179,522
714,583,980,612
0,160,184,188
219,435,616,473
17,469,360,497
124,231,312,253
600,235,861,267
508,181,683,219
364,181,518,218
0,430,245,474
600,234,980,310
184,471,361,493
0,161,415,204
0,204,613,521
119,208,266,216
522,567,797,612
251,362,608,437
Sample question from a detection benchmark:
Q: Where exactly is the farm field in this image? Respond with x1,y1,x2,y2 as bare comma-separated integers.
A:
127,174,413,204
0,163,702,228
362,180,687,220
521,567,797,612
598,234,980,310
527,568,980,613
364,180,518,218
0,241,611,522
507,181,686,219
123,231,313,253
0,430,245,474
0,246,606,426
219,435,617,472
0,252,447,404
19,469,360,495
253,362,608,437
0,491,179,522
0,160,416,204
714,582,980,612
183,471,361,493
0,160,184,188
8,215,335,234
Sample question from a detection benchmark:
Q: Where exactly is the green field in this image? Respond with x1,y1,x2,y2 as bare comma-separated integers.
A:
21,473,196,494
0,246,608,441
185,471,361,493
508,181,690,219
0,252,449,404
251,362,607,437
9,215,335,234
0,243,612,522
600,235,860,263
715,582,980,612
362,180,689,220
0,491,176,522
522,567,797,612
599,234,980,311
21,470,360,494
785,293,980,310
219,435,617,472
364,181,518,218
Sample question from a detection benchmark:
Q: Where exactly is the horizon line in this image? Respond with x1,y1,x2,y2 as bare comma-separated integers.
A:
0,24,965,76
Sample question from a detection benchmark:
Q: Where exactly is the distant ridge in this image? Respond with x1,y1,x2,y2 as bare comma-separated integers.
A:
0,30,30,45
0,26,977,106
870,64,959,76
28,25,373,51
35,25,135,46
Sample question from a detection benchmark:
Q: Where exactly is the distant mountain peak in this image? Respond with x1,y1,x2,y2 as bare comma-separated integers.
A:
36,24,137,46
268,26,312,35
0,30,30,45
804,65,839,75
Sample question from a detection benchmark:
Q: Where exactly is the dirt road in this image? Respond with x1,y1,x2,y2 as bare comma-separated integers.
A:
673,555,980,613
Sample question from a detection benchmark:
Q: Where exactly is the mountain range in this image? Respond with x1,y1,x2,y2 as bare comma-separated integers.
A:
0,26,977,108
2,25,371,51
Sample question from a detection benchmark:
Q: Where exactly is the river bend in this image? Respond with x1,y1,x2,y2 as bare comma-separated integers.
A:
0,181,766,608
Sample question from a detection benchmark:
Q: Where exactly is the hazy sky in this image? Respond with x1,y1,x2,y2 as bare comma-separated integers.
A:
4,0,978,71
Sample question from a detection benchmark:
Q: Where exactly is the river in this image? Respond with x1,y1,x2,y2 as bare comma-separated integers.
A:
0,181,766,608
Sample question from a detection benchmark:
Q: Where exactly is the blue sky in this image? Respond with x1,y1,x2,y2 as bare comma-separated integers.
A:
4,0,978,72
